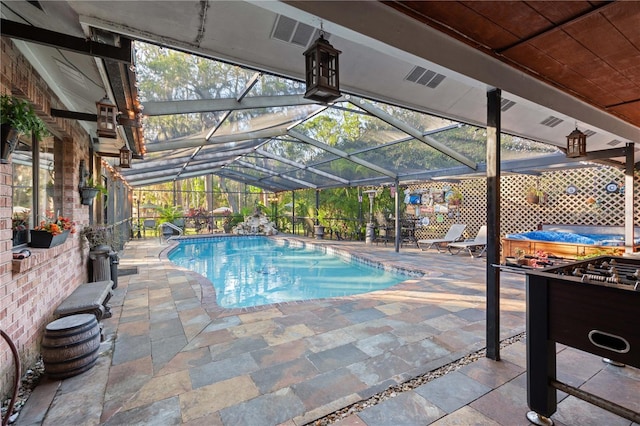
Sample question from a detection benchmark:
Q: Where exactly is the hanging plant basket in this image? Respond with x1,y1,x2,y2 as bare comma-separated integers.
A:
30,230,70,248
80,187,100,206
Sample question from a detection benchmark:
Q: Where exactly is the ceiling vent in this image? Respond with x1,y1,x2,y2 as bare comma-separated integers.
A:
540,116,563,128
91,28,119,46
271,15,325,47
583,129,596,137
405,66,446,89
607,139,622,146
500,99,516,112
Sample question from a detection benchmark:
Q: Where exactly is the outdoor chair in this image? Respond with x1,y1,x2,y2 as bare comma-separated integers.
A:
143,219,156,237
374,225,393,246
447,225,487,257
417,224,466,252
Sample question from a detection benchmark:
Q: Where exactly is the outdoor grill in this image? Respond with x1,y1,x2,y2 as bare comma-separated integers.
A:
524,256,640,425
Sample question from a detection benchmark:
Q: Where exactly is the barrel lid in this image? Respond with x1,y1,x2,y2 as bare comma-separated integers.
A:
46,314,96,331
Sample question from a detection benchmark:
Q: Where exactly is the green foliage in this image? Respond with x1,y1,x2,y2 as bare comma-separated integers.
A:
224,212,244,231
1,94,50,140
80,224,122,250
156,205,183,224
84,177,108,195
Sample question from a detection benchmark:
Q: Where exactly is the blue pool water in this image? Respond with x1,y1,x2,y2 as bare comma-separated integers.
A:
168,236,408,309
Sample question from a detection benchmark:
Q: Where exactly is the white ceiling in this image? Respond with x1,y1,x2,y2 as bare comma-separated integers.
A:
2,0,638,180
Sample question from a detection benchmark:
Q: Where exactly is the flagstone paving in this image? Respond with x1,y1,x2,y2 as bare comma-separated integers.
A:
16,236,639,426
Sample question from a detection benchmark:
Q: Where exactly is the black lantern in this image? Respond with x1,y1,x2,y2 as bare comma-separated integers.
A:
1,125,19,164
119,143,132,168
96,95,118,138
303,33,341,103
566,127,587,158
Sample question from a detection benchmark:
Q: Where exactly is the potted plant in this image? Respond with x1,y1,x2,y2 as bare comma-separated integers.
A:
526,187,540,204
1,94,49,162
12,210,30,245
80,224,120,286
80,224,120,252
80,177,107,206
447,188,463,206
31,215,76,248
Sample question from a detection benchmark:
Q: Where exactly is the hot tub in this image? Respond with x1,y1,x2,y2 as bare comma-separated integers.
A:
502,225,640,261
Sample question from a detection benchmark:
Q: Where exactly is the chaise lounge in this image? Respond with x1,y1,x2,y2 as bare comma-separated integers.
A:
417,224,466,252
447,225,487,257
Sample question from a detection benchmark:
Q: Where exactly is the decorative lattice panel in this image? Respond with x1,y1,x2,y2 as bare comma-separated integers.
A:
405,165,639,241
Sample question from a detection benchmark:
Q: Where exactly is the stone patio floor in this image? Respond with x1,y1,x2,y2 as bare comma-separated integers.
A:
15,235,640,426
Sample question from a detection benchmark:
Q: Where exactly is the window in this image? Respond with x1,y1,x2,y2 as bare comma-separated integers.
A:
12,135,58,247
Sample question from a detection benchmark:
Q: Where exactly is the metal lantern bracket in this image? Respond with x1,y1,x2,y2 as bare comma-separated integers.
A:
96,95,118,138
303,33,341,103
566,127,587,158
78,160,89,188
119,144,132,168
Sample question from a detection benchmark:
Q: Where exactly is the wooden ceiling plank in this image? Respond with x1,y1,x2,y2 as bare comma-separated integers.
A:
463,1,552,40
525,1,596,25
505,44,623,106
394,1,520,50
497,1,618,53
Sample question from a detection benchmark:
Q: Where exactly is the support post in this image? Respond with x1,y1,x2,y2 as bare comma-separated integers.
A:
315,189,320,226
486,88,501,360
291,191,296,234
394,178,400,252
625,142,635,254
358,187,363,240
136,197,141,239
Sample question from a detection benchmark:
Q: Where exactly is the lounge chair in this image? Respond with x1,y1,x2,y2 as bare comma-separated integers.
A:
417,224,467,252
447,225,487,257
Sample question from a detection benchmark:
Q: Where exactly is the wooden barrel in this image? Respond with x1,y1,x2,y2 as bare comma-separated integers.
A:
41,314,101,379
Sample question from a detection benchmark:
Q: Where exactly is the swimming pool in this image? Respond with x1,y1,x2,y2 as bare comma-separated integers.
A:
168,236,409,309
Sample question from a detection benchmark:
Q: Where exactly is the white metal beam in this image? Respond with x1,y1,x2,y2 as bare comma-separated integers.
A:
288,129,397,179
350,95,477,169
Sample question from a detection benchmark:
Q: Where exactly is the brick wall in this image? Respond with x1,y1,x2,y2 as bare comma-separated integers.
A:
1,37,90,400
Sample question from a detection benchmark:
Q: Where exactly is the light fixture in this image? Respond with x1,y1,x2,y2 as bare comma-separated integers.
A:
566,126,587,158
363,189,377,223
1,127,19,164
96,95,118,138
119,143,132,168
303,31,341,103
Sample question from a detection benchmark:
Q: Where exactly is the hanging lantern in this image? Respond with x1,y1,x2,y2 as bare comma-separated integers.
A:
119,143,132,168
303,33,341,103
96,95,118,138
566,127,587,158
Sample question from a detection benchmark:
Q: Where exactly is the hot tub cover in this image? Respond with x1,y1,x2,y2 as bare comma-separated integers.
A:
507,231,601,245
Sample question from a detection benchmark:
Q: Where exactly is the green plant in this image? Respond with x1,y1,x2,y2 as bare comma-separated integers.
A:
224,213,244,229
526,187,541,197
80,224,121,250
447,188,463,204
156,205,183,225
1,94,50,140
83,177,108,195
